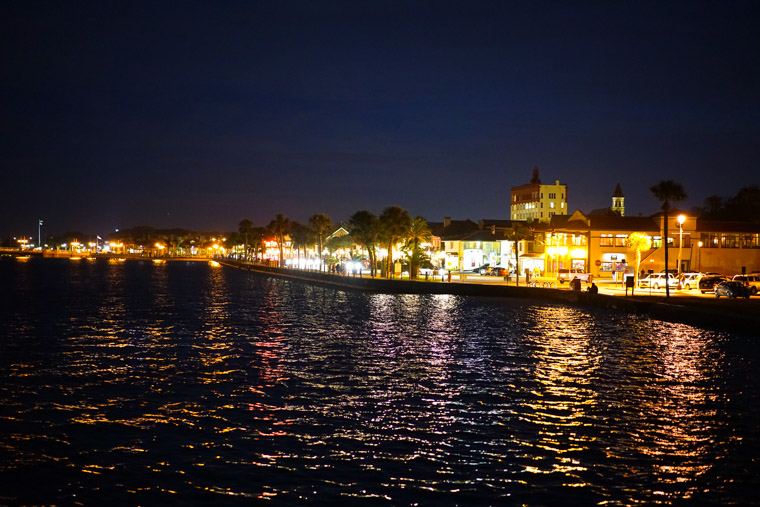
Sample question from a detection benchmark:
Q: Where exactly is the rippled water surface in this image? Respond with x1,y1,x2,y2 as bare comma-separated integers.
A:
1,257,758,505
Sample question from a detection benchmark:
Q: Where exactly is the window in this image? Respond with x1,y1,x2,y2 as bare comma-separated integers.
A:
742,234,760,248
561,202,564,208
721,234,739,248
615,235,627,247
550,202,555,209
572,234,587,246
600,234,613,247
700,233,718,248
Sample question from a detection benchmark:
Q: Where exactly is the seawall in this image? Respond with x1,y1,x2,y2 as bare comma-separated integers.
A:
221,261,757,334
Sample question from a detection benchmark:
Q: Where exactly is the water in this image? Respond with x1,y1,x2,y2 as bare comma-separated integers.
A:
1,257,758,505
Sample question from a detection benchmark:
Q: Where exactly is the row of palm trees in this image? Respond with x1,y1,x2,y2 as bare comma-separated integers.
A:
234,179,688,290
235,206,434,279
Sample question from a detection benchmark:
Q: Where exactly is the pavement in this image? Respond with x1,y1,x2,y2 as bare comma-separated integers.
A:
450,273,724,298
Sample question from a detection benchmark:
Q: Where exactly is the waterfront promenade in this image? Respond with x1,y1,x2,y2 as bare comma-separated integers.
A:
221,260,760,334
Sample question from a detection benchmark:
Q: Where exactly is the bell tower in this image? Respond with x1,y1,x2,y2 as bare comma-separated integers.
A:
612,183,625,217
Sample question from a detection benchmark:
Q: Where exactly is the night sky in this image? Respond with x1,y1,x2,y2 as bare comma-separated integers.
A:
2,1,759,237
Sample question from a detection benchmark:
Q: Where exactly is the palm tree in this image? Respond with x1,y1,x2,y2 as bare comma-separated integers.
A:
250,226,266,262
289,221,313,268
405,216,432,280
349,210,380,277
625,232,653,287
238,218,254,261
267,213,291,267
650,180,687,297
503,222,532,286
379,206,412,278
308,213,332,272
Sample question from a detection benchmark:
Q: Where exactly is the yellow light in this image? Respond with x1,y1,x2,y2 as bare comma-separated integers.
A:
209,260,221,267
558,246,568,256
677,214,686,225
547,246,557,256
571,248,586,259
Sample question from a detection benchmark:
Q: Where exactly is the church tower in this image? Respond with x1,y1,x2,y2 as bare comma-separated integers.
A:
612,183,625,217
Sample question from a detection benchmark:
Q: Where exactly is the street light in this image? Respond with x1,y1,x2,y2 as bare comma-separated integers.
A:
676,214,686,274
697,240,703,272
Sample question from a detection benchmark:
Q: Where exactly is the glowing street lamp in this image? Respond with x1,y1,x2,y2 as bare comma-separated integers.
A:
697,240,703,272
676,214,686,274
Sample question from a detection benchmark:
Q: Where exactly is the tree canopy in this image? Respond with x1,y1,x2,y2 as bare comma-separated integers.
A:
700,185,760,222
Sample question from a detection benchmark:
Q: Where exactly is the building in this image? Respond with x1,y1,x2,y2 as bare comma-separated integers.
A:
695,220,760,274
510,166,567,222
612,183,625,217
542,209,760,279
430,217,541,274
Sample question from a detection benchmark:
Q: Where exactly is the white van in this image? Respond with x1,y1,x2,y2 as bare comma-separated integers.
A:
557,268,592,284
639,273,678,289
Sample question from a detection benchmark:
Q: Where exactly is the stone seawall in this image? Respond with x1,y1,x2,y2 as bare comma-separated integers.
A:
221,261,757,334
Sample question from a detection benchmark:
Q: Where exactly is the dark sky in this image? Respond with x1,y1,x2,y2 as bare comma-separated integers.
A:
2,1,759,237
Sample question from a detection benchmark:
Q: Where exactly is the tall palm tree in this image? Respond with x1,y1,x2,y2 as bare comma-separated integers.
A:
349,210,380,277
238,218,254,261
250,226,266,262
379,206,412,278
308,213,332,272
405,216,432,280
267,213,291,267
650,180,687,297
504,222,532,286
289,221,313,268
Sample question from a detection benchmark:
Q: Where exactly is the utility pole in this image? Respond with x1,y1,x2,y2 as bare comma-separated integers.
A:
38,219,43,248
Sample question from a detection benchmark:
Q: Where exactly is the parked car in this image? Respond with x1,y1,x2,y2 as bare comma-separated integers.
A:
639,272,678,289
731,274,760,295
473,264,490,274
557,268,592,284
487,266,508,276
715,281,752,299
678,272,701,290
698,275,727,293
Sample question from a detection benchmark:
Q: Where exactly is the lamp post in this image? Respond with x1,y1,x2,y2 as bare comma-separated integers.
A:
676,214,686,274
38,219,43,249
697,240,703,272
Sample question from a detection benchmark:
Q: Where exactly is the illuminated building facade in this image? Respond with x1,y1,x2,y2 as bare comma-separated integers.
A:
510,167,567,222
542,210,760,278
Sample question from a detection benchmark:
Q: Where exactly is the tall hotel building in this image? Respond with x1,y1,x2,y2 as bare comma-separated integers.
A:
510,167,567,223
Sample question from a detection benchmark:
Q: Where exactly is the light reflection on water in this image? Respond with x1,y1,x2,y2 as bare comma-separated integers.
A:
0,257,757,505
